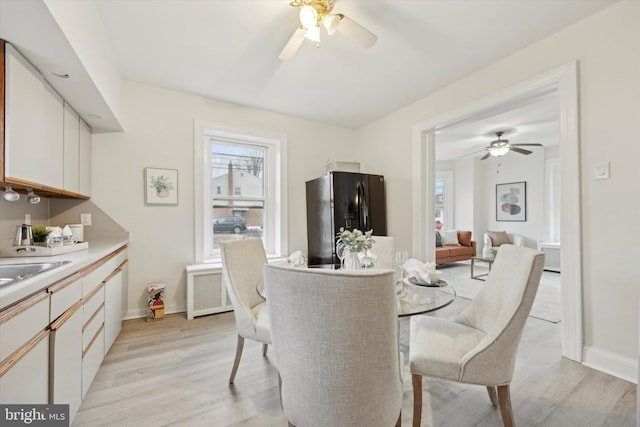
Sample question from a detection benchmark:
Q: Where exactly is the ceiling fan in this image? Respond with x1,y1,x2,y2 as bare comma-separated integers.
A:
474,131,544,160
279,0,377,61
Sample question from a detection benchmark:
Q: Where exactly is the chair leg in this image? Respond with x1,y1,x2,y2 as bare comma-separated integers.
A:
487,385,499,407
229,335,245,384
263,343,268,356
497,384,515,427
412,374,422,427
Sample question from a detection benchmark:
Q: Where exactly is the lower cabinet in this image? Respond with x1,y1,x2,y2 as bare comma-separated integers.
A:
104,265,125,354
50,300,83,423
0,329,50,404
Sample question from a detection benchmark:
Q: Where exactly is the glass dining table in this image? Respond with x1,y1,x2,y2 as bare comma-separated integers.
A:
396,278,456,317
258,262,456,317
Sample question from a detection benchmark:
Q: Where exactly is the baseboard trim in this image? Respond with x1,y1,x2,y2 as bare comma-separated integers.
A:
582,345,637,384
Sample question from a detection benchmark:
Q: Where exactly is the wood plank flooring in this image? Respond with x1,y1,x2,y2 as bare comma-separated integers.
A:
74,299,636,426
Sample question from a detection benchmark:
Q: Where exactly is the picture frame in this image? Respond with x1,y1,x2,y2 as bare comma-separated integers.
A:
145,168,178,205
496,181,526,221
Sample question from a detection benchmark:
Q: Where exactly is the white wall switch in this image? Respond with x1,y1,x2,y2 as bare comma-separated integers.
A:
594,161,610,180
80,213,92,226
24,214,31,225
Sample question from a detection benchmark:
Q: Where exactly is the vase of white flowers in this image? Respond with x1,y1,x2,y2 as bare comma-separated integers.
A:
336,227,375,270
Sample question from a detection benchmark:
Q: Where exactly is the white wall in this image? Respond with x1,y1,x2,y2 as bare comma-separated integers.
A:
92,80,358,318
477,149,545,248
357,0,640,372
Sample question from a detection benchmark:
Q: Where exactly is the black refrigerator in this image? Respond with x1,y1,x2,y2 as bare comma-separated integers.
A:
306,171,387,267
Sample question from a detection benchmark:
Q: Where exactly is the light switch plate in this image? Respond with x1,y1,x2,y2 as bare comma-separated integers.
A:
80,213,92,226
594,161,610,180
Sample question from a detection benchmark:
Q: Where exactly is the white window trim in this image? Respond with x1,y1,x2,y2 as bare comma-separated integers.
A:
193,119,288,263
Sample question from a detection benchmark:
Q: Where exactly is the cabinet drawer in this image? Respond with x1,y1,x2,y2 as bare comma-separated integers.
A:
82,327,104,398
83,255,118,297
0,291,49,361
83,283,104,325
50,276,83,322
117,248,128,266
83,306,104,353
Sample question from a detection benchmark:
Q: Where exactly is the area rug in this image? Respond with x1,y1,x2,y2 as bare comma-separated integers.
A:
437,261,562,323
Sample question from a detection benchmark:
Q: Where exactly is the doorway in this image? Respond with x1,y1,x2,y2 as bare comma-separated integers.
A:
410,62,582,362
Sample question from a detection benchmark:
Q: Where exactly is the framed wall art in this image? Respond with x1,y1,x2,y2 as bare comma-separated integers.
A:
496,181,526,221
145,168,178,205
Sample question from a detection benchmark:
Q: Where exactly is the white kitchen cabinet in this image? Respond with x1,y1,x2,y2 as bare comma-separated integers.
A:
79,119,92,196
64,102,80,193
0,290,51,404
0,330,50,404
50,300,83,423
4,43,63,189
104,265,125,354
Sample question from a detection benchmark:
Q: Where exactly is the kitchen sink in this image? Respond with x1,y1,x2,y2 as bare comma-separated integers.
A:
0,261,71,289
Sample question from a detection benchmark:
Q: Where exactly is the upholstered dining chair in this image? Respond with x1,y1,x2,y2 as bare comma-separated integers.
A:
264,264,403,427
371,235,395,270
410,244,544,427
220,238,271,384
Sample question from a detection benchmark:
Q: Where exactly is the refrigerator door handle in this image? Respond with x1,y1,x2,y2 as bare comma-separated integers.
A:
360,183,369,231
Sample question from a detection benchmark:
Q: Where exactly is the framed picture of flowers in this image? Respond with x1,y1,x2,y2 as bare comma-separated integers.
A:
145,168,178,205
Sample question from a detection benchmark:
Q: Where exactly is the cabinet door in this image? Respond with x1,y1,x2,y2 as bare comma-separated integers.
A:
64,102,80,193
104,269,123,354
79,119,92,196
4,44,63,187
50,301,83,423
0,330,50,404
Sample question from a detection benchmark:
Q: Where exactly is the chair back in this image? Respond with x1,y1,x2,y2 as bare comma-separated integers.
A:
264,264,402,427
221,238,268,339
371,235,395,270
453,244,544,384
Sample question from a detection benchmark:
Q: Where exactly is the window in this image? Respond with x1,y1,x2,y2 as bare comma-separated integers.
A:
435,171,453,230
194,120,287,263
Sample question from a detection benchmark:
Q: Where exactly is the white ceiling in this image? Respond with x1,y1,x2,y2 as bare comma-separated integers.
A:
93,0,616,130
0,0,617,138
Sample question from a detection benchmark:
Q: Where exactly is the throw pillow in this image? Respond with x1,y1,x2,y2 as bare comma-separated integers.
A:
441,230,460,246
487,230,511,247
435,231,443,247
457,231,472,247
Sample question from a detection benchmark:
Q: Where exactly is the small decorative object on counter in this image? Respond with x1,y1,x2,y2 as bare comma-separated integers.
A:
147,283,166,321
32,225,50,244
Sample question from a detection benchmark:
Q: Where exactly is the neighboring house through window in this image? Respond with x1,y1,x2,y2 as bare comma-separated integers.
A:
193,120,287,262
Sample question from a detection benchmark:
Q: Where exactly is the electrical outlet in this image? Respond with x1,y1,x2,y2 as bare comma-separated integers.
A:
80,213,92,226
24,214,31,225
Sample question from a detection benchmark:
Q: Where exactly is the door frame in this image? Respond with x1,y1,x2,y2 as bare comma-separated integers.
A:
411,62,582,361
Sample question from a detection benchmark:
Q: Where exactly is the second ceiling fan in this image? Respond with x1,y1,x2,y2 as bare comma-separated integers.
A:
279,0,377,61
474,131,543,160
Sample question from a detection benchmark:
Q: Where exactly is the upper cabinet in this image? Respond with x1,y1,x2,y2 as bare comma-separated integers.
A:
1,40,91,199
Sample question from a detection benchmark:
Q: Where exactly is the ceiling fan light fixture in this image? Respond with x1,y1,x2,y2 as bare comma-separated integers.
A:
323,13,341,35
489,146,509,157
304,25,321,43
299,5,318,29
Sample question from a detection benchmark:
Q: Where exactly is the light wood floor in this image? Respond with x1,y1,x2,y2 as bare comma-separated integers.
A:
74,298,636,426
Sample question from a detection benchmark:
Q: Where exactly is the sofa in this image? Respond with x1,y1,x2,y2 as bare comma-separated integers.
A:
435,230,476,265
482,231,525,258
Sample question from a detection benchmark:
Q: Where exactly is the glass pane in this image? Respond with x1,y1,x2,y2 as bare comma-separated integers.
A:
211,204,264,251
210,142,266,252
211,143,265,199
435,177,444,230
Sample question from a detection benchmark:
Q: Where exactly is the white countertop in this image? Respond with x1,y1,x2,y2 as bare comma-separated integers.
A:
0,237,129,310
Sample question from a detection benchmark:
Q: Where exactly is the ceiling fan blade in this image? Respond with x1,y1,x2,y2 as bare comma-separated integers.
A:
279,27,307,61
510,143,544,147
480,152,492,160
509,147,533,155
335,14,377,48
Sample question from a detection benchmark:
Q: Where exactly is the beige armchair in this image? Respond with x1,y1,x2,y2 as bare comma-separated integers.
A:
264,264,403,427
220,238,271,384
410,244,544,427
